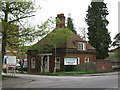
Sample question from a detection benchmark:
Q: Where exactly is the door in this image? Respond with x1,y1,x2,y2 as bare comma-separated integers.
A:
42,55,49,72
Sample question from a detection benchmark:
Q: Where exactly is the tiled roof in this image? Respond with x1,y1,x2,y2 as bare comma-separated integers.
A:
32,28,96,53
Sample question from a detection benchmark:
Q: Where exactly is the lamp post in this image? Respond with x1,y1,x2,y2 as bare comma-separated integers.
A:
0,39,2,74
53,44,56,72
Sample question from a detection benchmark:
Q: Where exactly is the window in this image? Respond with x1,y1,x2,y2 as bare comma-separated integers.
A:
78,42,86,50
84,58,89,63
77,57,80,64
55,57,60,69
31,58,35,68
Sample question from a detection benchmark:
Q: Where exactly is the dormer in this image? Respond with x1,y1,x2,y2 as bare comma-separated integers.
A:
78,42,86,51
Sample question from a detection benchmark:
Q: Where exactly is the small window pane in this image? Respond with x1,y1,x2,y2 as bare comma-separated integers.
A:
84,58,89,63
78,42,85,50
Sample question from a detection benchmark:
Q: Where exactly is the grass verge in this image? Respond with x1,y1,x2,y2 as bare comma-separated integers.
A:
38,71,96,76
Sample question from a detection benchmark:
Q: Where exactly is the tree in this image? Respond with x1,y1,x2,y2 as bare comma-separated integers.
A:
0,1,53,72
67,14,77,34
112,33,120,47
85,1,111,59
1,1,35,63
79,27,87,40
107,33,120,61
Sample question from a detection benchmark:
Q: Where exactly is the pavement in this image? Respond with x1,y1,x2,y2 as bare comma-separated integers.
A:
2,71,119,82
78,71,119,76
2,71,119,78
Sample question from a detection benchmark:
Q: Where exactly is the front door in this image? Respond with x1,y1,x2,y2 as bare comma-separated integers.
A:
42,55,49,72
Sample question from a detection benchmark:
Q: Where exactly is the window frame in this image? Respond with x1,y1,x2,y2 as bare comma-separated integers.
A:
84,57,89,63
55,57,60,69
78,42,86,51
77,57,80,64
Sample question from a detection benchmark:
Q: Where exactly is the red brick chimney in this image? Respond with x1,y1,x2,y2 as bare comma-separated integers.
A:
56,13,65,28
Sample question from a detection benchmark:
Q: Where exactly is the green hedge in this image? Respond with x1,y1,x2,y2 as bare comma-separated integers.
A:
75,62,97,72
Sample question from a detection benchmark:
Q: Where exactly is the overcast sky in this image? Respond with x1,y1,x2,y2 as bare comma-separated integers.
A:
32,0,119,41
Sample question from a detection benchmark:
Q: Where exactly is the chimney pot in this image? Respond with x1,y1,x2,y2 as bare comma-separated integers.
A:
56,13,65,28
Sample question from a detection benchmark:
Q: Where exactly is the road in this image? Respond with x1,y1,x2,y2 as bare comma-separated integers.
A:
2,72,119,89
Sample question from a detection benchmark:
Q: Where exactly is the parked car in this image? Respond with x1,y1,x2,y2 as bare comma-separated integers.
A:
16,64,27,71
16,64,21,70
112,65,120,70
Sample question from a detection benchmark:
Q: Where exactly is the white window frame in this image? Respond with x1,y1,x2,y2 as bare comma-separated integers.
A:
77,57,80,64
55,57,60,69
84,58,89,63
31,58,35,68
78,42,86,50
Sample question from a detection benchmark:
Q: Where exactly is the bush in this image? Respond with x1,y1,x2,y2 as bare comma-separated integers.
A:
64,65,76,71
74,62,97,72
61,62,97,72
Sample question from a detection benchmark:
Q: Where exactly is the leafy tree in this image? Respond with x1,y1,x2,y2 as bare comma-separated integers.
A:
0,1,53,72
67,14,77,34
85,1,111,59
1,1,35,63
107,48,120,61
113,49,120,60
107,33,120,61
112,33,120,47
79,27,87,40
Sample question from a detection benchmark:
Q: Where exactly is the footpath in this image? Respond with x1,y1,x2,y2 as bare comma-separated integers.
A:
2,71,119,78
79,71,119,76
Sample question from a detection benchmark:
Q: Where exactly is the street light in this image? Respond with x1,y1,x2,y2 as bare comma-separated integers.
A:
53,44,56,72
0,41,2,75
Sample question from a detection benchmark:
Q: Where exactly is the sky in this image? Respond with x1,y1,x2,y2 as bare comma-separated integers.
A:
31,0,119,42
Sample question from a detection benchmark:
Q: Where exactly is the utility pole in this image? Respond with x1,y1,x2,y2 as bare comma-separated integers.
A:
53,44,56,72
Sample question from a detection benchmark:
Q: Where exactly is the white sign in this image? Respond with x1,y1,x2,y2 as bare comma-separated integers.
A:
4,56,16,67
64,57,78,65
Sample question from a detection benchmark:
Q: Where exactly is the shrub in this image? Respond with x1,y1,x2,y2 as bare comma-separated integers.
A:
74,62,97,72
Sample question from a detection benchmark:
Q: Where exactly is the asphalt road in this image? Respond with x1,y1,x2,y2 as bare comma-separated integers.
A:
2,72,119,89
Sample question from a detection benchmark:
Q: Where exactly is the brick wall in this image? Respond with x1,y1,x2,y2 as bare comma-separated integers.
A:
66,53,96,64
75,60,112,73
96,60,112,73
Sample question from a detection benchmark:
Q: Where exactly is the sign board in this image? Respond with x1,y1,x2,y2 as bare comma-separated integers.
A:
4,56,16,67
64,57,78,65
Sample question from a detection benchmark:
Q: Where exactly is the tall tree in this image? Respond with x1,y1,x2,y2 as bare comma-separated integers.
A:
0,1,52,67
85,1,111,59
67,14,77,34
1,1,35,63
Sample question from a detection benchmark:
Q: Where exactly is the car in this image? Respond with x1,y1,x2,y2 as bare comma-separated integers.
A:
112,65,120,70
16,64,27,71
16,64,21,70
